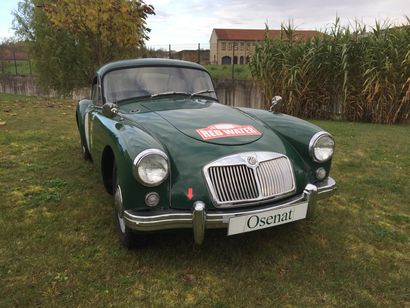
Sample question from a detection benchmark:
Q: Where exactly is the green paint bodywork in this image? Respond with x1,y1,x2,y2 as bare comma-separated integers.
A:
76,59,333,212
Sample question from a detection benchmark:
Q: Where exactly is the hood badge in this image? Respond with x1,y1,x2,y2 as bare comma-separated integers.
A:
247,155,258,166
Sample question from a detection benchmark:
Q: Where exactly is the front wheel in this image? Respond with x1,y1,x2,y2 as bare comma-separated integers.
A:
113,163,146,249
76,111,91,161
81,140,91,161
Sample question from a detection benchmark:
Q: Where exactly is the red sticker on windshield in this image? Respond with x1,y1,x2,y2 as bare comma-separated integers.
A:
196,123,261,140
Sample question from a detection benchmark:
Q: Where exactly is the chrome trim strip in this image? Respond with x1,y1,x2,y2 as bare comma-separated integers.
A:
123,178,336,245
192,201,206,245
316,176,336,199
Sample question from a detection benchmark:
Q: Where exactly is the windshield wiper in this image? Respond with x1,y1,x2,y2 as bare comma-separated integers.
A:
150,90,216,99
190,89,216,98
151,91,191,98
116,94,151,104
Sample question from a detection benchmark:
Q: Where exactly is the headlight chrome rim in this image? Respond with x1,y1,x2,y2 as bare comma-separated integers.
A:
309,131,335,162
133,149,169,187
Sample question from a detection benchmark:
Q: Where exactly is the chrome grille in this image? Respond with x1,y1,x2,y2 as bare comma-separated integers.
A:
204,152,296,207
257,157,295,197
209,165,258,202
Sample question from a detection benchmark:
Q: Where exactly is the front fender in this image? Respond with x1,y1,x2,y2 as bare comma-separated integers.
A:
91,114,170,211
238,108,333,181
76,99,93,149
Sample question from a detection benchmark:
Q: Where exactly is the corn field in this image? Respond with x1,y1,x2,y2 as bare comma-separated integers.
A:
249,18,410,124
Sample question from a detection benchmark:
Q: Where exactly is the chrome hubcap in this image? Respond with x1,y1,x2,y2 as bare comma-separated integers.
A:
114,185,126,233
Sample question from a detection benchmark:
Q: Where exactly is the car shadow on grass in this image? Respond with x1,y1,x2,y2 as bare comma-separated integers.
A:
128,220,312,261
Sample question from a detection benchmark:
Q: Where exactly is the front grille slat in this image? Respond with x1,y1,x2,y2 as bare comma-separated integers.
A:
226,167,234,201
246,166,259,197
224,166,234,201
257,157,295,198
206,153,295,207
242,165,255,200
210,167,222,201
213,167,222,201
261,162,271,196
229,166,242,200
270,159,279,195
233,166,244,200
219,167,228,201
239,165,251,199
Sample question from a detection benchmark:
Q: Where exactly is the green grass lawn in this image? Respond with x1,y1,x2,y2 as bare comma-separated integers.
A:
204,64,252,80
0,60,34,76
0,94,409,306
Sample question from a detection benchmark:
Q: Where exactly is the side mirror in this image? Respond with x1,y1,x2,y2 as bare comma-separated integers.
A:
270,95,283,111
102,103,118,118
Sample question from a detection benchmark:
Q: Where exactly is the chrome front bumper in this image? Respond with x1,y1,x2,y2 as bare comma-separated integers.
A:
123,177,336,245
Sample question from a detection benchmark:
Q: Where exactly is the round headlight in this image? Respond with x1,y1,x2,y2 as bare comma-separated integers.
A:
133,149,169,186
309,132,335,162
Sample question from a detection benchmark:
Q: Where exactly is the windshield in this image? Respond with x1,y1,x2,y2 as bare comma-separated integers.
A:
103,66,217,103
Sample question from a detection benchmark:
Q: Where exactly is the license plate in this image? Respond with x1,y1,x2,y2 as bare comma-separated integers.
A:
227,202,308,236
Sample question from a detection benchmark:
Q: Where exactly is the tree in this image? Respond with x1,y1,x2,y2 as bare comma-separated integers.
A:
13,0,154,94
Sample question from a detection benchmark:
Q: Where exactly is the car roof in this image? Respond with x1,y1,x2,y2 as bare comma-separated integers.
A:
97,58,207,76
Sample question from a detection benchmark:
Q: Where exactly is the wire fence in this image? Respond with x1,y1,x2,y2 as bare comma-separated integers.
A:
145,42,257,66
0,42,254,77
145,43,211,65
146,43,210,51
0,59,33,76
0,43,212,75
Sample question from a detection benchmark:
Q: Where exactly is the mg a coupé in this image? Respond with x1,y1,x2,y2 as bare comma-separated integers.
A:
76,59,336,248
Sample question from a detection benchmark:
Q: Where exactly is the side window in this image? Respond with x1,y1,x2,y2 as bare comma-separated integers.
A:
97,84,102,105
91,77,103,105
91,78,98,102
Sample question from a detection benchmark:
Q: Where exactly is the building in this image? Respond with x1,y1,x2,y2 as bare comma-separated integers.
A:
174,49,210,65
210,28,320,65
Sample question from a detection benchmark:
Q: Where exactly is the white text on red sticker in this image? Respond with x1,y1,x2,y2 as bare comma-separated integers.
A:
195,123,262,140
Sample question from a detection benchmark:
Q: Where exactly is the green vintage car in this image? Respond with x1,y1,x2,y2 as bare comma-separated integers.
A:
76,58,336,248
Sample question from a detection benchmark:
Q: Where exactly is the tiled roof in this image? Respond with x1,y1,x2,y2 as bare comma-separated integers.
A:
213,28,320,41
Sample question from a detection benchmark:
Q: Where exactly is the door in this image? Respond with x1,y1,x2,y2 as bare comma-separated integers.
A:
84,77,102,156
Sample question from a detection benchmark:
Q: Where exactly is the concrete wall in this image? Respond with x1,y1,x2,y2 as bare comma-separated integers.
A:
214,79,268,110
174,50,210,65
0,75,45,96
0,75,90,100
0,75,268,110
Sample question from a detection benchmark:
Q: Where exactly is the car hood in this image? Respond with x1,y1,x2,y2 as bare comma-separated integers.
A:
120,98,309,210
140,98,264,145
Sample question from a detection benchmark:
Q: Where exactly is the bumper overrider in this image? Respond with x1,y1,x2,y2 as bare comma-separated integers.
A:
123,177,336,245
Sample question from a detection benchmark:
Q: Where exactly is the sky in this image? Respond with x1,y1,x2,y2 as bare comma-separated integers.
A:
1,0,409,50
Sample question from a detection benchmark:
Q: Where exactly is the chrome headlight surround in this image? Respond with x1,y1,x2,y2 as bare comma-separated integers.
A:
309,132,335,162
133,149,169,187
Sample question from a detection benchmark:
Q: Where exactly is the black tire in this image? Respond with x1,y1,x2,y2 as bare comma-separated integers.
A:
81,140,91,161
112,163,146,249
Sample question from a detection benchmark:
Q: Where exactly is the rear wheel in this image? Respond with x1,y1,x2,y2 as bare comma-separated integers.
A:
113,163,146,249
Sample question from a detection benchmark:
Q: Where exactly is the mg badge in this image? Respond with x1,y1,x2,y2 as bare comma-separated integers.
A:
247,155,257,166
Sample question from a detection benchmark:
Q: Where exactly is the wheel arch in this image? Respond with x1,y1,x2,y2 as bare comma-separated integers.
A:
101,145,116,194
93,115,169,209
